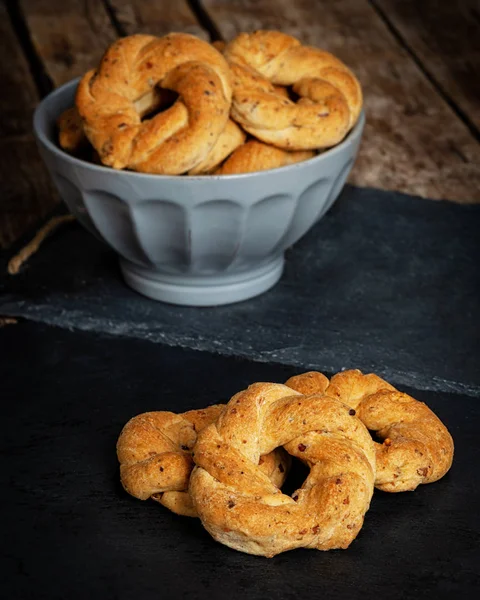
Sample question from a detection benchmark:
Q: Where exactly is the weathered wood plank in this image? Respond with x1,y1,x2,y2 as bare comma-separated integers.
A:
0,4,39,138
373,0,480,132
20,0,209,87
0,2,57,249
199,0,480,202
106,0,208,39
1,0,120,248
19,0,118,87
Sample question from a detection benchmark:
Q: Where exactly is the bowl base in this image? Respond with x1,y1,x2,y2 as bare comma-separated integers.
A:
120,257,284,306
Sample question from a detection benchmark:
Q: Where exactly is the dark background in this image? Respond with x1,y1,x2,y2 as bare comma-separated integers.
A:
2,321,479,600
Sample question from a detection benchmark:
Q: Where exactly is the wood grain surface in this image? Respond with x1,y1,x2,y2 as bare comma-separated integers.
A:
0,1,57,249
19,0,118,87
199,0,480,203
19,0,208,88
373,0,480,132
105,0,207,38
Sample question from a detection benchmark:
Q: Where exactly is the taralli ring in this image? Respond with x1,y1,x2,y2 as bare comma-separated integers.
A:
189,382,375,557
59,108,246,175
224,30,362,150
286,370,454,492
117,405,290,517
58,86,178,156
76,33,233,174
215,139,315,175
189,119,246,175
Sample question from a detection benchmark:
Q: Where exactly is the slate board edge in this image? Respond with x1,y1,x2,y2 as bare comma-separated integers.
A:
2,303,479,399
2,185,479,399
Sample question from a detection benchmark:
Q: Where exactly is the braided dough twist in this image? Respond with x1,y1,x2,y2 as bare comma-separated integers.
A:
188,119,246,174
58,105,245,175
215,139,315,174
117,405,290,517
189,383,375,557
58,86,177,156
76,33,233,174
286,370,454,492
224,31,362,150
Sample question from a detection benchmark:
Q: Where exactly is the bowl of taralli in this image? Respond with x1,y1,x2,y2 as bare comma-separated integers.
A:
33,30,365,306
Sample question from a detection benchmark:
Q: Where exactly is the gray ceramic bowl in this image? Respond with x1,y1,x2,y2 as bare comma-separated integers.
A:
33,78,365,306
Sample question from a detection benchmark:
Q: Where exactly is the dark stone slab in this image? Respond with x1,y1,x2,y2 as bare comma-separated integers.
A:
1,185,479,396
0,322,478,600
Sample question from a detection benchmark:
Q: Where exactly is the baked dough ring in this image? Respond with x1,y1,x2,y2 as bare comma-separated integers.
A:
286,370,454,492
58,87,174,156
117,405,290,517
215,139,314,175
190,382,375,557
224,31,362,150
188,119,246,174
76,33,232,174
58,107,245,175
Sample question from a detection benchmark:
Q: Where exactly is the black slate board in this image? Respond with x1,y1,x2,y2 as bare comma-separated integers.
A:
1,322,479,600
1,185,480,397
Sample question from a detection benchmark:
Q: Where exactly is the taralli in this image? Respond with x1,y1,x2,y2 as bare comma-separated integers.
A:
58,108,246,175
58,87,177,156
57,107,87,155
286,370,454,492
189,119,246,174
117,405,290,517
189,382,375,557
215,139,315,175
58,31,362,174
76,33,232,174
224,30,362,150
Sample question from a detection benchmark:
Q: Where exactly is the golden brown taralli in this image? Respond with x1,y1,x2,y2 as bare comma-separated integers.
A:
58,110,246,175
215,139,315,174
60,31,362,175
189,119,246,174
286,369,454,492
57,107,88,155
189,382,375,557
76,33,232,174
117,405,290,517
224,30,362,150
58,86,178,156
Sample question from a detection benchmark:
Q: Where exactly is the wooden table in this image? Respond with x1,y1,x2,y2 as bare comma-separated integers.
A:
2,0,479,249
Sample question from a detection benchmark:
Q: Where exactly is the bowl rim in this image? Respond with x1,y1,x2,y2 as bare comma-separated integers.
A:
33,76,365,181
